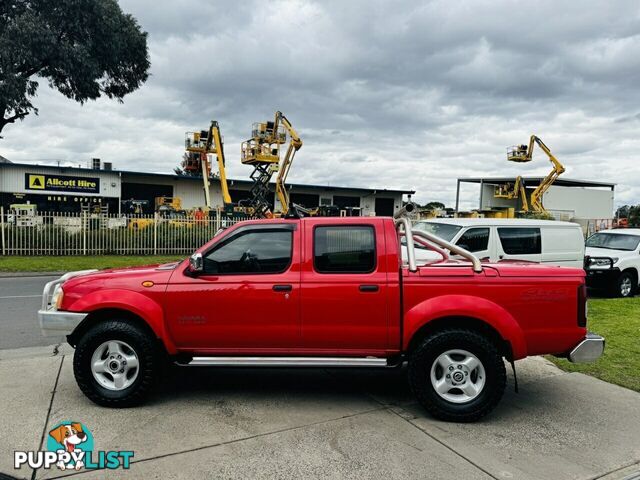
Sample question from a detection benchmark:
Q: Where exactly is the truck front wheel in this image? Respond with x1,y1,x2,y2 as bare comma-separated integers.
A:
73,320,160,407
408,329,506,422
613,271,636,298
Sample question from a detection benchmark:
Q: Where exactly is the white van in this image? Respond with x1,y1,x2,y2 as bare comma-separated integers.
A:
411,218,585,267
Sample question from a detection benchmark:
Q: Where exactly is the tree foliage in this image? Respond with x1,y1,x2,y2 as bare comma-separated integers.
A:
423,201,445,211
616,205,630,220
616,205,640,226
631,207,640,227
0,0,150,135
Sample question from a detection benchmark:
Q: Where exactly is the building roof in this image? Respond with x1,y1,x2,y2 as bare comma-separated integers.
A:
458,176,615,189
0,161,415,195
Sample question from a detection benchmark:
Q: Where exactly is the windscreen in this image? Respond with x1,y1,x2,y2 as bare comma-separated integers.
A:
586,233,640,251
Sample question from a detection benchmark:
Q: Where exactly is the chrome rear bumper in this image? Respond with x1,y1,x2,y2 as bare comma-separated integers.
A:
568,333,605,363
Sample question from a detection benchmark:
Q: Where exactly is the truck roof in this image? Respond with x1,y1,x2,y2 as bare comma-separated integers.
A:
233,216,391,225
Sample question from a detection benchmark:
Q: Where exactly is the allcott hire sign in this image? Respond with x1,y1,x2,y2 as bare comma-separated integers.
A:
25,173,100,194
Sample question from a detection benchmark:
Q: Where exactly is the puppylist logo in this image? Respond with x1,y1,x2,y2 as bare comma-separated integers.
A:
14,421,134,471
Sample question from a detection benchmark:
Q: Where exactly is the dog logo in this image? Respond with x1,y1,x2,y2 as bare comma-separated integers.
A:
47,421,93,470
14,420,133,471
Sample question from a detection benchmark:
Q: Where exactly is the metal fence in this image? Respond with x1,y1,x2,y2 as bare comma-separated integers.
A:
0,207,250,256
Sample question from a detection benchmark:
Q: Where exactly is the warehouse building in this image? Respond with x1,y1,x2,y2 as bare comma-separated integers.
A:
0,161,413,216
455,176,616,232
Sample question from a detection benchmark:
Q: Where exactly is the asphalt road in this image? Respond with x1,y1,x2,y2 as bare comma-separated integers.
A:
0,275,64,350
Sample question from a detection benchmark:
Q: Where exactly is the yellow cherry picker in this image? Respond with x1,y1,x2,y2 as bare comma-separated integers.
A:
495,135,565,214
240,111,303,217
184,120,232,210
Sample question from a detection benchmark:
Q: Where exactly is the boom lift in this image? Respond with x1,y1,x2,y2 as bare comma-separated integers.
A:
184,121,232,209
496,135,565,214
494,176,529,211
241,111,302,217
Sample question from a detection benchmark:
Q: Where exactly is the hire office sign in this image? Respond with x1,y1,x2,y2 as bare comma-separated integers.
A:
25,173,100,194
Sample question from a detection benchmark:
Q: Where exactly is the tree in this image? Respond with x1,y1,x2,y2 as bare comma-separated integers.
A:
629,205,640,227
174,153,207,177
616,205,630,219
423,201,445,211
0,0,150,136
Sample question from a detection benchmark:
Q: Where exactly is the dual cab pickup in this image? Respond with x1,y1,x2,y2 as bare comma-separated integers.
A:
38,210,604,422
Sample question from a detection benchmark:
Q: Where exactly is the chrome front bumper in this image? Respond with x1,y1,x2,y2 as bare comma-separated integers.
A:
568,333,605,363
38,310,88,336
38,269,96,337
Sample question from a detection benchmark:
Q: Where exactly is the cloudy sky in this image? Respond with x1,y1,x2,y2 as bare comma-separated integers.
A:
2,0,640,209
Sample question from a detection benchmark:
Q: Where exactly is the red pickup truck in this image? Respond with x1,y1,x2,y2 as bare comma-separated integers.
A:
38,209,604,422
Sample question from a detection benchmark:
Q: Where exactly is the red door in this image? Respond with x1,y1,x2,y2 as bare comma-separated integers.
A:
164,224,300,353
300,219,391,355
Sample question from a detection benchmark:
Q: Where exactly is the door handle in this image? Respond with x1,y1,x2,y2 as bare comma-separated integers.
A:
273,284,293,292
359,284,379,292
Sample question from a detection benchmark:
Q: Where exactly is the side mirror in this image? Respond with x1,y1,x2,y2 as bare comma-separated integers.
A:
189,252,203,273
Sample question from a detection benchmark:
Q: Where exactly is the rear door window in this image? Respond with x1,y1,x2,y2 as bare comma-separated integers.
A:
497,228,541,255
314,226,376,273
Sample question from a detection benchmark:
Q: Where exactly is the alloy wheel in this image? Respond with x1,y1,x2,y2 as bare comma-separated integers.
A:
430,349,486,404
90,340,140,391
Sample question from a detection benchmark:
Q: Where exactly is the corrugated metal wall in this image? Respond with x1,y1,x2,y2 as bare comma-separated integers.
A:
0,165,121,197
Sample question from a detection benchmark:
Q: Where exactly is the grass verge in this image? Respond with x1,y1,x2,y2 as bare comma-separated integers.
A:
0,255,185,272
549,297,640,392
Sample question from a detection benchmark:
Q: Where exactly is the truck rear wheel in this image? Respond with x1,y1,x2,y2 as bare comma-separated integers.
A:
408,329,506,422
73,320,159,407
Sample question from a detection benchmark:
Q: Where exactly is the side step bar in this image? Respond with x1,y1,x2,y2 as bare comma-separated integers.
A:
180,356,391,367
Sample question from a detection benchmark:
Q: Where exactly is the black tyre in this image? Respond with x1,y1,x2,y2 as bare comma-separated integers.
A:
73,320,160,407
408,329,506,422
612,271,636,298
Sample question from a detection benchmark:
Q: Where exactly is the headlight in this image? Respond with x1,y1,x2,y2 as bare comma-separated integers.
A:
50,285,64,310
587,257,614,269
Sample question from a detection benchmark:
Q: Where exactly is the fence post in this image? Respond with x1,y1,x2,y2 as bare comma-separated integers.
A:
153,212,158,255
82,211,87,255
0,206,5,256
216,208,221,231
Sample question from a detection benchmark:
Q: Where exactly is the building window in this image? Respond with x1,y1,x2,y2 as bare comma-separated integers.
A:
333,195,361,208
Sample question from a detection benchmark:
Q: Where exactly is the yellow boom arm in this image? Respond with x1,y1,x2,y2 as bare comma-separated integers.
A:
494,175,529,212
207,121,232,206
273,111,303,214
185,120,232,208
506,135,565,213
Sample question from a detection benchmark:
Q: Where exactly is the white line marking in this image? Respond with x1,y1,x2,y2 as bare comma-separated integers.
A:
0,294,42,299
